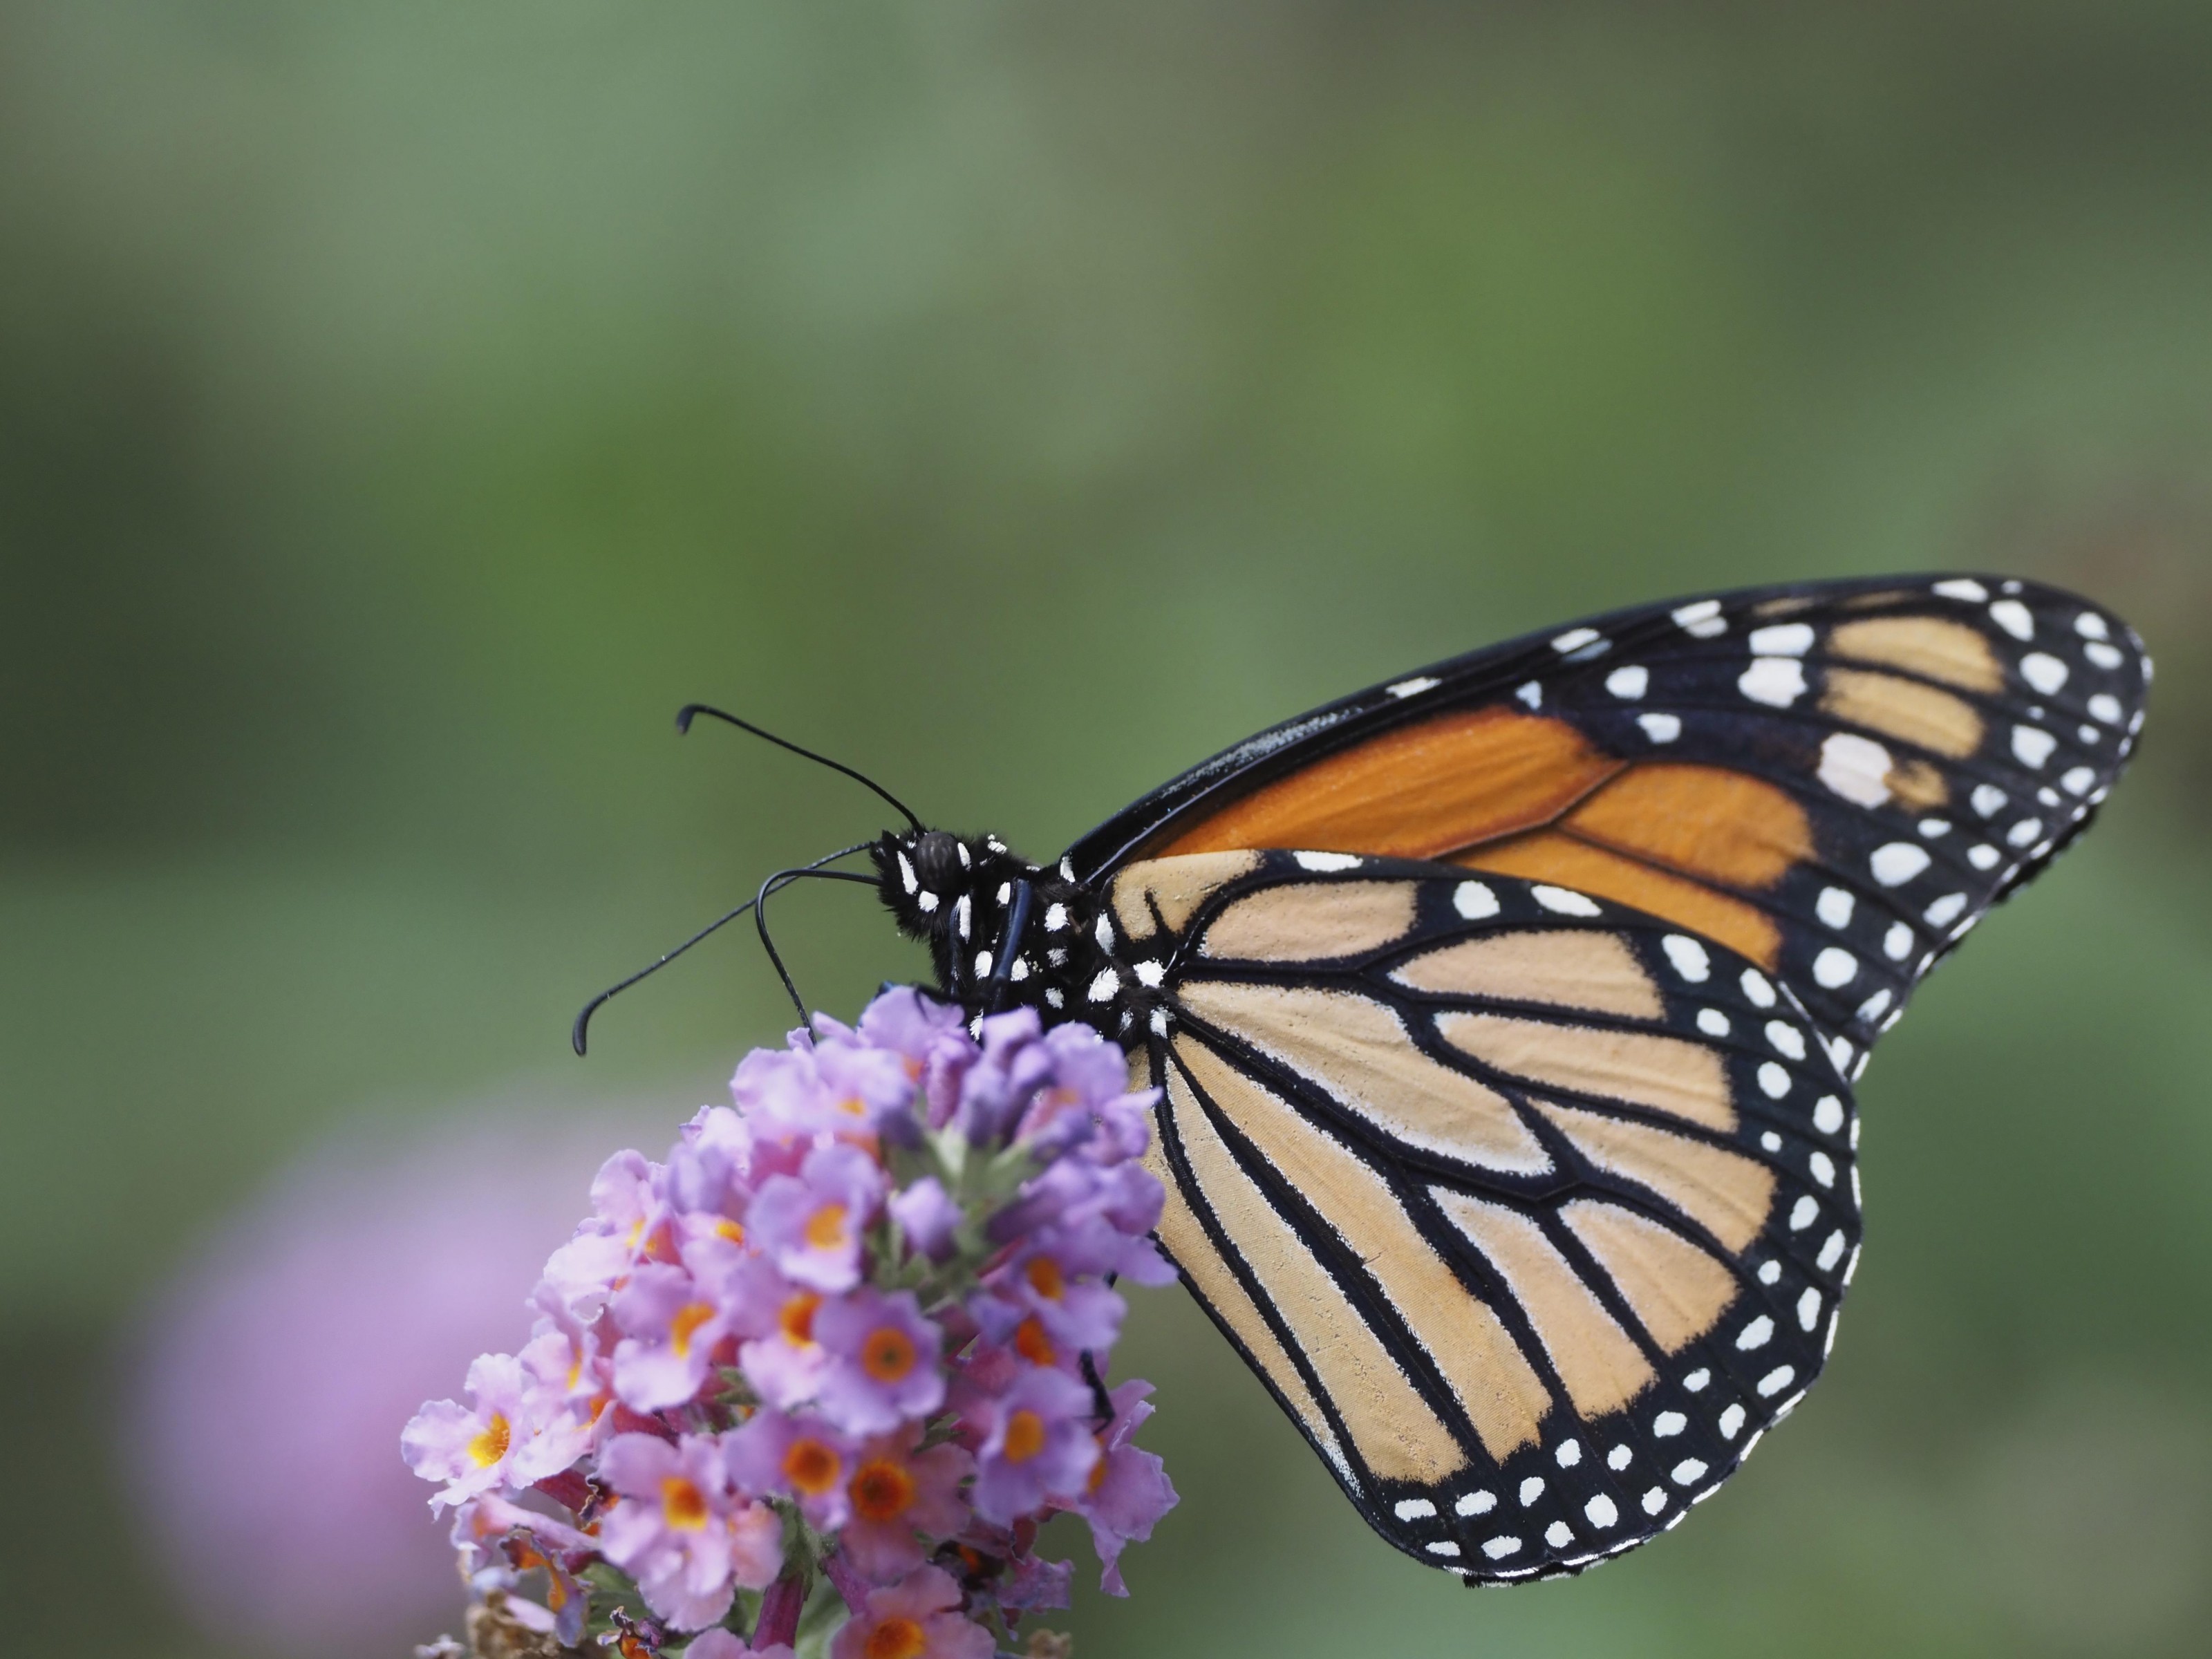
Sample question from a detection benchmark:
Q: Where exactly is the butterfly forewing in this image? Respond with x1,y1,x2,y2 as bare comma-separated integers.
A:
1119,852,1858,1580
1071,576,2149,1062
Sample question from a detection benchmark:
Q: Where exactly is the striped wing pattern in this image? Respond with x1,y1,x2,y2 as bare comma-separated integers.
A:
1114,852,1860,1582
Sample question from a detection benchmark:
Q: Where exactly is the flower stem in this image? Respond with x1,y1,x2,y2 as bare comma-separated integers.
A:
754,1574,806,1649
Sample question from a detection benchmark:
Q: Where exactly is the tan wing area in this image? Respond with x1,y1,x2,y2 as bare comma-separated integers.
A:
1141,861,1810,1524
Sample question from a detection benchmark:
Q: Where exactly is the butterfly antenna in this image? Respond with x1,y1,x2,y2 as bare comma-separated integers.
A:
676,704,924,833
753,863,888,1029
572,842,872,1055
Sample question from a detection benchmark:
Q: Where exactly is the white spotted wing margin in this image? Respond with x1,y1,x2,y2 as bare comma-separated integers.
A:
1125,852,1861,1583
1069,577,2148,1069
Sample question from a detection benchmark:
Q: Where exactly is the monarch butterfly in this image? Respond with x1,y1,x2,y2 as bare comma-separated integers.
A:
581,574,2148,1584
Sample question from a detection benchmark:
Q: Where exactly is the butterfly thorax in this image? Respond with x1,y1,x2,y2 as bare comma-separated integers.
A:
871,828,1153,1037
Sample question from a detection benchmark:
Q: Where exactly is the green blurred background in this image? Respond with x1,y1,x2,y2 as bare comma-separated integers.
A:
6,3,2212,1655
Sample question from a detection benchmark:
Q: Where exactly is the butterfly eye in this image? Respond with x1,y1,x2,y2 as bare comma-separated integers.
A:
912,830,964,892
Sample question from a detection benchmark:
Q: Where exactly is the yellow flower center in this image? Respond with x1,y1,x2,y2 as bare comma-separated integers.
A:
805,1203,850,1251
850,1457,917,1522
669,1301,715,1359
467,1412,511,1468
1002,1408,1046,1464
865,1616,927,1659
861,1325,917,1382
661,1476,709,1530
779,1291,822,1346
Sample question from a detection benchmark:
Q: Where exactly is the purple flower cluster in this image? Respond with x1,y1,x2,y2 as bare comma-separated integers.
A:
404,990,1178,1656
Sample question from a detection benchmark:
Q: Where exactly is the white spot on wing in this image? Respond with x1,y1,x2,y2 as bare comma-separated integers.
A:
1671,1459,1709,1485
1971,784,2007,817
1672,598,1726,637
1087,968,1120,1003
1654,1411,1686,1437
2012,725,2058,768
1515,681,1542,709
1696,1008,1730,1036
1749,623,1816,656
1662,935,1712,982
1453,881,1500,920
2087,693,2122,725
1552,628,1602,654
1789,1196,1819,1230
1606,665,1649,700
1519,1476,1546,1505
1758,1062,1790,1099
1817,731,1893,807
1719,1403,1747,1439
1933,579,1989,601
1812,947,1859,988
1425,1540,1461,1557
1756,1366,1797,1397
1481,1535,1523,1560
1989,599,2034,641
1638,712,1682,744
2061,765,2096,796
1394,1498,1438,1521
1293,850,1362,872
1766,1020,1808,1060
1738,657,1808,708
1545,1521,1574,1549
1532,885,1602,916
1816,887,1855,928
1870,843,1931,886
2075,612,2109,640
1607,1445,1631,1470
1737,1315,1774,1351
1967,843,2000,871
2020,653,2068,694
1813,1095,1845,1134
1883,921,1913,960
1387,676,1442,700
1585,1494,1618,1528
1684,1368,1710,1391
1456,1490,1496,1517
2085,641,2124,670
1798,1288,1823,1331
1740,967,1777,1007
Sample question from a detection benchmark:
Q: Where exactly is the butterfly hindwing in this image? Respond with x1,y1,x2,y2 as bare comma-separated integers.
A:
1117,852,1859,1580
1071,576,2149,1062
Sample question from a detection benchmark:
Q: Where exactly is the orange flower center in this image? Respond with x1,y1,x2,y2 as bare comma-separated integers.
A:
1013,1318,1056,1367
864,1616,928,1659
805,1202,850,1251
861,1325,917,1382
467,1412,511,1468
661,1476,709,1530
782,1437,843,1497
715,1218,746,1245
1002,1408,1046,1464
850,1457,917,1521
780,1291,822,1346
1024,1255,1065,1300
669,1301,715,1358
837,1094,868,1117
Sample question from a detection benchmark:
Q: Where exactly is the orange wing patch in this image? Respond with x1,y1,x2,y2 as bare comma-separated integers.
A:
1158,709,1620,863
1147,707,1815,970
1455,833,1782,968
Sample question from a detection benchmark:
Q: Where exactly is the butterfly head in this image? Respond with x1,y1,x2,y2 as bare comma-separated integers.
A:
870,828,1109,1027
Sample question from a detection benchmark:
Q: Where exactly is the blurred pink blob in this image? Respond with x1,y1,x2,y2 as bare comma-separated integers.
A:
130,1101,667,1657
